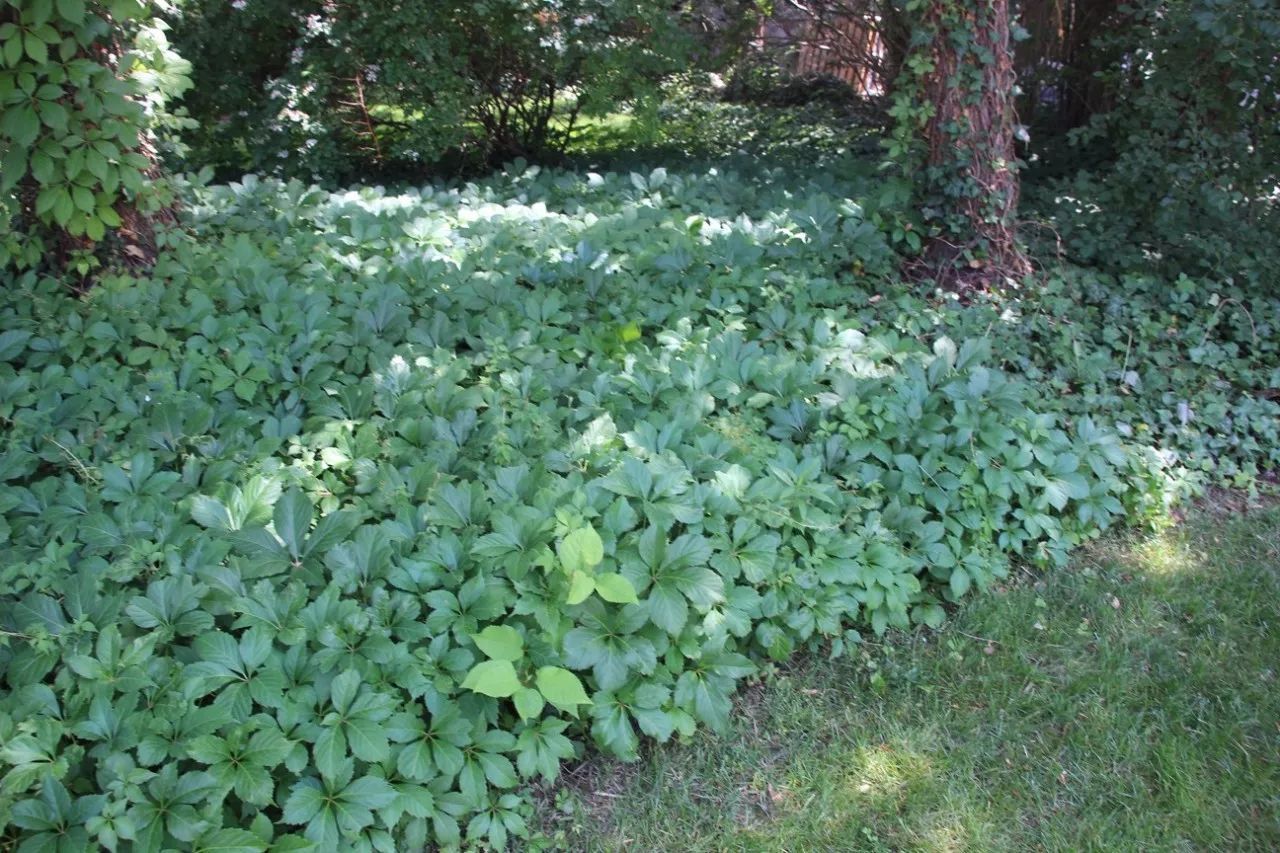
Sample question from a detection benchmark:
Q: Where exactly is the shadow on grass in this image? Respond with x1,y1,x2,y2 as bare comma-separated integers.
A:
542,506,1280,851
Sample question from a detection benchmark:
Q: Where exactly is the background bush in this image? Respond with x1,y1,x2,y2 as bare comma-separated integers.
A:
1028,0,1280,286
168,0,691,182
0,0,189,274
0,165,1186,850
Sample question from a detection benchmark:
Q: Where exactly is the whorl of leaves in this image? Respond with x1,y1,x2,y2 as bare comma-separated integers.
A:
4,161,1264,851
0,0,190,276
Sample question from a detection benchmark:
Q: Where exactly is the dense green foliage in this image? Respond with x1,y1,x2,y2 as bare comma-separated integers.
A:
169,0,689,181
0,0,188,273
2,156,1275,849
2,1,1278,850
7,0,1275,282
549,508,1280,850
1033,0,1280,285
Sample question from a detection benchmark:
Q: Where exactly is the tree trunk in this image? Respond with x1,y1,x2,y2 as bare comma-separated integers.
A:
916,0,1029,284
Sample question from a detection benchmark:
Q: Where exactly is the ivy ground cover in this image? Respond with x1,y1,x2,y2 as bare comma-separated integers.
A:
1,161,1276,851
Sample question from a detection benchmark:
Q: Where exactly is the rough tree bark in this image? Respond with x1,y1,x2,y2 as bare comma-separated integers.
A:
915,0,1029,284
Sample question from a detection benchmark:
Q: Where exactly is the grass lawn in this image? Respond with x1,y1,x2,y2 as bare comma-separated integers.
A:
543,503,1280,851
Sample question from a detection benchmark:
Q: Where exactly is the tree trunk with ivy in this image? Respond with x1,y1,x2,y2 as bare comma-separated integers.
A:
897,0,1029,286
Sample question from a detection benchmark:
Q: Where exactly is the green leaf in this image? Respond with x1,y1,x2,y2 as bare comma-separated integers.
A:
248,728,293,767
194,631,241,672
3,105,40,148
282,779,326,825
273,489,313,559
192,828,267,853
329,669,360,713
303,509,358,558
565,570,595,605
186,735,228,764
190,495,234,530
25,33,47,64
313,728,347,781
535,666,591,709
558,526,604,573
513,687,545,721
461,660,521,698
2,33,22,67
591,703,638,759
914,603,946,629
471,625,524,661
594,572,638,604
396,741,434,782
0,329,33,361
56,0,85,22
341,775,396,809
925,542,956,569
72,185,94,214
1043,479,1071,511
346,717,389,764
647,585,688,634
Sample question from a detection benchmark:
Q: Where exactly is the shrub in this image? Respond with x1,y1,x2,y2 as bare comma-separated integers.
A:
0,0,190,275
168,0,691,182
723,57,861,108
0,166,1165,850
1029,0,1280,285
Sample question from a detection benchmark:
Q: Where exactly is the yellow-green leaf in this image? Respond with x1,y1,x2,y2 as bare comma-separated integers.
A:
594,572,638,604
461,659,521,698
535,666,591,709
565,570,594,605
470,625,524,661
558,526,604,573
513,687,544,721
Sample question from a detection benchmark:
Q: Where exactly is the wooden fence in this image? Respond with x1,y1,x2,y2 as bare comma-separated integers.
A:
755,2,889,96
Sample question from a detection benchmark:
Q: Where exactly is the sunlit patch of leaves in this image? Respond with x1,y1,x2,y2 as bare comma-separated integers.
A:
0,160,1267,850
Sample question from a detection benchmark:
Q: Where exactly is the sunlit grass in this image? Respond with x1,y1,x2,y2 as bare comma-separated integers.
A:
541,506,1280,851
1125,529,1200,577
554,111,639,156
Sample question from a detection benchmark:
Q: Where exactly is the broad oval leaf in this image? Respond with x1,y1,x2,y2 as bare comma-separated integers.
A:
593,572,639,604
558,527,604,574
461,660,522,698
535,666,592,709
470,625,524,661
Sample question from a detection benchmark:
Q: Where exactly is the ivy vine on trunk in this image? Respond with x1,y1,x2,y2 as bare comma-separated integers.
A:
889,0,1030,288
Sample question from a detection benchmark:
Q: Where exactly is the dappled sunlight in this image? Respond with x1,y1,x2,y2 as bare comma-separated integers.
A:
4,119,1277,852
842,737,935,801
758,727,991,851
1123,528,1205,579
565,504,1280,849
4,0,1277,848
914,818,977,853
